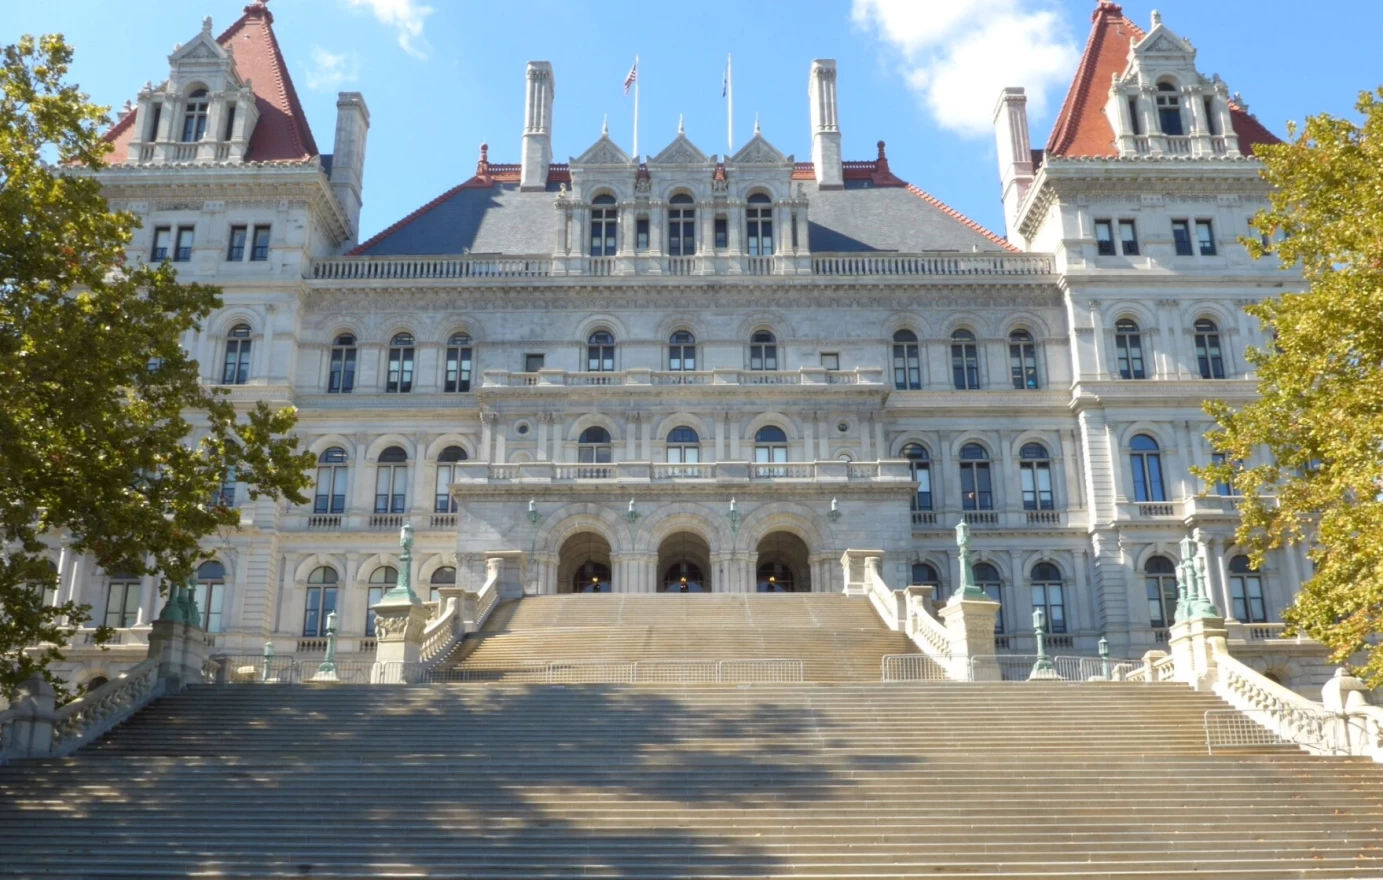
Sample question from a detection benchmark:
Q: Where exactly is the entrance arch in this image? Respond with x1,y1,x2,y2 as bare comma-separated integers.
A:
656,530,712,592
558,531,614,593
755,531,811,592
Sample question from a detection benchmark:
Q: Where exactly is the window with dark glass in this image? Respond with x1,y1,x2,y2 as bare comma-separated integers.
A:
669,331,696,371
104,574,141,629
974,562,1004,632
589,194,617,257
366,566,398,637
959,443,993,511
1156,82,1183,135
1009,330,1039,389
227,225,247,260
222,324,251,385
903,443,931,511
1172,220,1194,256
668,193,695,256
1145,556,1177,628
524,353,545,373
1210,451,1235,497
1127,97,1141,135
746,192,774,256
1130,434,1166,503
445,333,473,392
587,330,615,372
1019,442,1054,510
910,562,939,588
1115,319,1146,379
314,447,348,514
213,466,236,508
1030,562,1066,634
250,225,271,261
303,567,338,637
429,566,456,604
181,88,209,142
1094,219,1116,255
666,426,700,464
435,445,467,513
578,427,613,464
194,561,225,633
951,330,980,389
754,426,788,474
1204,97,1218,136
1195,219,1216,256
893,330,921,389
174,226,194,262
387,333,415,393
1119,220,1139,255
750,330,777,371
1194,319,1225,378
328,334,356,393
714,216,728,249
146,102,163,143
635,217,649,250
374,446,408,514
222,102,236,140
820,352,840,371
1229,555,1267,623
151,226,171,261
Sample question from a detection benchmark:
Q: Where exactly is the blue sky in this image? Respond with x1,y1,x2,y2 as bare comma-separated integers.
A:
7,1,1376,242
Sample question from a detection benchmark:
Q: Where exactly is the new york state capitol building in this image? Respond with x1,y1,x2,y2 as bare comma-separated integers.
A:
53,1,1327,689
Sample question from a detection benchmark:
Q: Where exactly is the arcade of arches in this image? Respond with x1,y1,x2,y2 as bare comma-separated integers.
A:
551,526,821,594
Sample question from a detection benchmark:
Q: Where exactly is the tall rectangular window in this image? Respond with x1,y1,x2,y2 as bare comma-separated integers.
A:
250,225,271,261
445,336,473,393
714,216,728,250
374,465,408,514
303,586,338,637
635,217,649,250
151,227,171,261
193,581,224,633
226,226,247,261
1094,219,1115,256
1172,220,1193,256
173,226,194,262
1195,219,1216,255
104,580,141,629
1210,451,1235,497
1119,220,1139,255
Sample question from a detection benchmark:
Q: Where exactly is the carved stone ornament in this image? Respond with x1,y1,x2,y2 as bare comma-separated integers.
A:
573,137,633,166
373,609,426,643
635,176,651,194
731,135,787,165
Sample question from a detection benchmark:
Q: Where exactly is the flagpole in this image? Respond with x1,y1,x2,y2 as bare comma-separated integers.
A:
633,55,640,160
727,54,733,153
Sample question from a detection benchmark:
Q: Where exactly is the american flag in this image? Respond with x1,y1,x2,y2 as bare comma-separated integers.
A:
623,59,638,95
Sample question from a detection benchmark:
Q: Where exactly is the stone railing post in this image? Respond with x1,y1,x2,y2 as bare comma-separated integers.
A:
8,674,57,759
371,523,429,681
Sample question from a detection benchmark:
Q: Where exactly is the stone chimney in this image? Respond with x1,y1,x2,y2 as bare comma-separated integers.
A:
329,91,370,247
809,59,842,189
992,87,1034,244
521,61,554,191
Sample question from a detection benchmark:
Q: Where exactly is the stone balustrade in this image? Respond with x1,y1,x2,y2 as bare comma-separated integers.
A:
447,458,913,487
480,366,886,389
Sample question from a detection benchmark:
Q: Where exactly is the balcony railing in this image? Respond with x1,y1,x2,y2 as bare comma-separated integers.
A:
369,514,405,529
311,255,553,280
1135,501,1179,518
1164,136,1192,155
450,459,914,486
910,509,1074,532
811,253,1052,277
480,367,885,388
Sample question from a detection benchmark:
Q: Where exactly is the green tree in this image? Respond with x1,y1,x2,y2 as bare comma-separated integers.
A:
1198,88,1383,686
0,35,313,698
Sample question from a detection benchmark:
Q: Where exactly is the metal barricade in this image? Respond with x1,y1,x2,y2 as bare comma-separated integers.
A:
633,660,719,684
718,659,804,684
880,654,954,682
206,654,301,685
1204,709,1297,754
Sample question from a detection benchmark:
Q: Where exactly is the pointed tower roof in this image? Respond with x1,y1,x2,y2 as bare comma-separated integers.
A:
102,1,319,163
1045,1,1278,158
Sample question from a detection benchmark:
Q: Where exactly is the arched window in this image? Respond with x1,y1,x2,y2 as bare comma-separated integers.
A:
387,333,415,393
221,324,252,385
1194,319,1225,379
578,426,612,464
893,330,921,390
959,443,993,511
1156,82,1184,136
910,562,939,588
754,426,788,475
375,446,408,514
314,447,348,514
587,331,615,372
668,330,696,372
746,192,774,256
951,330,979,389
366,566,399,638
589,193,617,257
750,330,778,371
1229,555,1267,623
1145,556,1178,628
434,446,468,513
445,333,473,393
902,443,931,511
329,334,356,393
1009,330,1039,389
575,560,612,593
664,562,706,593
1129,435,1166,503
429,566,456,603
303,566,338,637
973,562,1003,633
104,570,141,629
756,562,795,592
1030,562,1066,634
1114,319,1145,379
666,426,700,464
1019,442,1054,511
181,88,209,142
192,561,226,632
668,193,695,256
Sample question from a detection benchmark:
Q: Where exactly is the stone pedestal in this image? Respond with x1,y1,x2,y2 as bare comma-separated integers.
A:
6,674,57,759
1168,615,1227,690
147,619,209,692
371,597,429,674
839,548,884,597
938,594,1001,676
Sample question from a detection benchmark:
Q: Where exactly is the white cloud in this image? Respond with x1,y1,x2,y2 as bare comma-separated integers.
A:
342,0,434,59
852,0,1078,138
305,48,361,92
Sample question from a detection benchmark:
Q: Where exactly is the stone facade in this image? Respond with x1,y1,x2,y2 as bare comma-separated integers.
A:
41,2,1323,691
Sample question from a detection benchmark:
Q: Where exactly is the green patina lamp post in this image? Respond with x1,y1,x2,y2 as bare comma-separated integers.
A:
313,611,340,681
1029,608,1058,679
952,520,986,601
261,640,275,683
156,576,202,627
384,521,420,603
1180,533,1221,620
1098,636,1111,681
726,498,741,535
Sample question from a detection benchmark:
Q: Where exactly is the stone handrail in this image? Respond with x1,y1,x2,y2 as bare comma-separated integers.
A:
811,252,1052,277
1125,651,1177,683
1212,647,1360,756
857,555,961,679
0,706,23,763
50,657,164,757
311,255,553,280
419,597,459,665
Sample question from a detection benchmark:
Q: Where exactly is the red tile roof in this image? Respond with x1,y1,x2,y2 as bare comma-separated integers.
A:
1045,1,1278,158
102,1,318,163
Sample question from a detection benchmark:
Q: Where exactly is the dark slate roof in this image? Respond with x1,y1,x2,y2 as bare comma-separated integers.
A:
802,181,1008,253
357,183,560,256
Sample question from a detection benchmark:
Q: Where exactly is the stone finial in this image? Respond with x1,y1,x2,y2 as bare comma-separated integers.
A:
877,139,887,159
1150,9,1162,27
476,142,490,178
678,114,685,135
203,16,213,34
602,114,609,137
754,114,761,135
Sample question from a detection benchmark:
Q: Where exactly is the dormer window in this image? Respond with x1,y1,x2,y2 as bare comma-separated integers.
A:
1155,82,1183,136
589,194,617,257
181,89,209,142
668,194,695,256
746,193,774,256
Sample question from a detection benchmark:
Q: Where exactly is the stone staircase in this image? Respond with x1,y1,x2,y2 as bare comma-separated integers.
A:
2,593,1382,878
453,593,919,682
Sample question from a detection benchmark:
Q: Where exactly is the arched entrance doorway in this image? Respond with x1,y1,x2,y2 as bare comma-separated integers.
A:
755,531,811,592
557,531,614,593
656,530,712,593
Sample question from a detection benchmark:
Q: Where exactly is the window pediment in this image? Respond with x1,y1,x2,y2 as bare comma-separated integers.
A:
650,133,711,167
